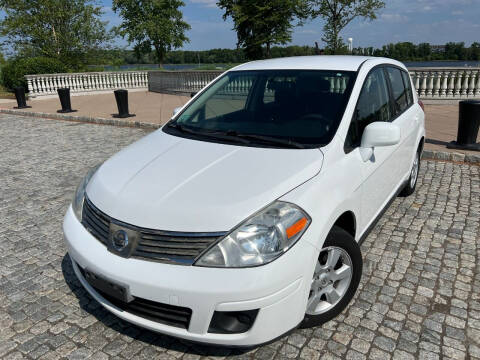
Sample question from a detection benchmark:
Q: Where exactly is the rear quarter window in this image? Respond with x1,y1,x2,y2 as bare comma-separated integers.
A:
386,67,409,114
401,71,415,105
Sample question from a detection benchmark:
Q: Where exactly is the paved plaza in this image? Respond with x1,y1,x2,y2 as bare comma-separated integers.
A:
0,91,189,127
0,114,479,359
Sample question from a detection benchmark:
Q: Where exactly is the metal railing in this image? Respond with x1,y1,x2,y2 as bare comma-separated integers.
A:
148,71,223,95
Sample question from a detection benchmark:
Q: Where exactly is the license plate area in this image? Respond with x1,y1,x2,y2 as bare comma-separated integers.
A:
84,269,133,303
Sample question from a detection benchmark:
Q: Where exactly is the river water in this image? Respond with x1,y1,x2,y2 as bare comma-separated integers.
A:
404,61,480,68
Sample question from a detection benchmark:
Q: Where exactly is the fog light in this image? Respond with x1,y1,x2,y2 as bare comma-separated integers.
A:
208,309,259,334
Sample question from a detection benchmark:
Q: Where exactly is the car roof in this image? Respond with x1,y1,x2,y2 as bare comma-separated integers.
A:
230,55,398,72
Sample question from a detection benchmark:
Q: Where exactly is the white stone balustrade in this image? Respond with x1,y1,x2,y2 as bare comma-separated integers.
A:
409,68,480,100
25,71,149,97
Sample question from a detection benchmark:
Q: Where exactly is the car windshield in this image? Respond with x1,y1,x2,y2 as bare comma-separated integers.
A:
164,70,357,148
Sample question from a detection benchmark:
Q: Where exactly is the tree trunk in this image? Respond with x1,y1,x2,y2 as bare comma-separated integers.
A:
266,42,271,58
154,44,165,66
51,24,60,56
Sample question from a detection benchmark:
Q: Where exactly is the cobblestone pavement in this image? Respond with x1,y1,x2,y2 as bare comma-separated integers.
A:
1,114,479,360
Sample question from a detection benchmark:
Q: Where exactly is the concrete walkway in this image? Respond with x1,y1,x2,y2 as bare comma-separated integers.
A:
0,91,189,125
1,92,479,156
423,105,479,154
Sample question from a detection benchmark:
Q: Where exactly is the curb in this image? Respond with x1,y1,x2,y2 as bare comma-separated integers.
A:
421,149,480,165
1,108,480,165
0,108,161,130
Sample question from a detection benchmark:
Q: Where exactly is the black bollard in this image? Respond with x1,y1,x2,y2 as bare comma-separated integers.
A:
113,89,135,118
447,100,480,151
14,87,31,109
57,88,77,113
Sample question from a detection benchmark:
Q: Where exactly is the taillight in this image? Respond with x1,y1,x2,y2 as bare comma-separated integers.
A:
418,100,425,112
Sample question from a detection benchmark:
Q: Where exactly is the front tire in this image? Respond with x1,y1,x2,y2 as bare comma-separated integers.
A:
300,226,362,328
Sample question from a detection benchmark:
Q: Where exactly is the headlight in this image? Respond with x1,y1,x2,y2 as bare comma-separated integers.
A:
195,202,311,268
72,164,102,221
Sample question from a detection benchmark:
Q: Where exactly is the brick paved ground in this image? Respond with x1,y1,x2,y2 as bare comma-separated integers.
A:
0,114,479,360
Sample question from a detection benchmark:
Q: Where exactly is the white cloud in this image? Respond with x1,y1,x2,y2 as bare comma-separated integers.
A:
380,13,408,23
297,29,318,35
189,0,218,8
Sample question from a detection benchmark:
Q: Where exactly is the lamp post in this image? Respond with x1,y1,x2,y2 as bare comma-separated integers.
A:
348,38,354,53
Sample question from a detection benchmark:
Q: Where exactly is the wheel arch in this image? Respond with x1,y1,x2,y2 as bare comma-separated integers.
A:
331,211,356,239
418,136,425,154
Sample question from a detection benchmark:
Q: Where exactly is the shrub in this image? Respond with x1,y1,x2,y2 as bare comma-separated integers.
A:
1,57,69,91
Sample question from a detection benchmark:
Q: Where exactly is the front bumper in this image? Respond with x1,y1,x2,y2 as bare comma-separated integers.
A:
63,206,318,346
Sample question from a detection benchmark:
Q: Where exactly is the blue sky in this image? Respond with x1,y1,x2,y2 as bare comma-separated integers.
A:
99,0,480,50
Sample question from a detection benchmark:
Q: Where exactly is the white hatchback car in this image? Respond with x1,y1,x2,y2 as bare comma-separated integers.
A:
63,56,425,347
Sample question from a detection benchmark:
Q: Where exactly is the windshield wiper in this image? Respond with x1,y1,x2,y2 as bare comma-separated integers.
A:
167,123,251,145
234,132,306,149
167,123,306,149
167,122,199,135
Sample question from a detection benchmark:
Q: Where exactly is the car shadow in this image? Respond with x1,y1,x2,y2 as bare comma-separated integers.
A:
61,253,250,356
425,138,451,147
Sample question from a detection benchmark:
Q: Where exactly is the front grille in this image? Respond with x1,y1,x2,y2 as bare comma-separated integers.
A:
82,197,109,245
81,197,226,265
78,266,192,329
133,231,223,263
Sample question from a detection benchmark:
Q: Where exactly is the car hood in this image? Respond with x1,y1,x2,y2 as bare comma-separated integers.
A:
86,131,323,232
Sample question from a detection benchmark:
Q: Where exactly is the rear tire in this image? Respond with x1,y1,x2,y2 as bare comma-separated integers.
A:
300,226,362,328
400,150,420,197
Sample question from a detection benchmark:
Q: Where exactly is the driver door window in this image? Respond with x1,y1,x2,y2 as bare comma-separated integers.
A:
345,68,392,151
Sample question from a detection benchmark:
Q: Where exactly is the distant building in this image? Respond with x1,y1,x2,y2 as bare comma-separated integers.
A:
431,45,446,53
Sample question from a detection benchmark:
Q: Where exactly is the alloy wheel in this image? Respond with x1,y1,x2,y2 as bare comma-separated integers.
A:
410,153,419,189
306,246,353,315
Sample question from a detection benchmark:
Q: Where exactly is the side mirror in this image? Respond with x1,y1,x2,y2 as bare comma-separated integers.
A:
360,122,401,162
172,107,182,117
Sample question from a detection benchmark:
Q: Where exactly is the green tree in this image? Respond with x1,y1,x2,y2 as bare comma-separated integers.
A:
471,42,480,61
307,0,385,54
0,0,111,69
112,0,190,65
1,56,68,90
416,43,431,60
444,42,467,60
217,0,308,60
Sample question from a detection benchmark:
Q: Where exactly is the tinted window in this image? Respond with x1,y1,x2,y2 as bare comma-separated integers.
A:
345,68,392,150
387,67,409,114
401,71,414,105
165,70,356,148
